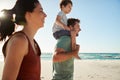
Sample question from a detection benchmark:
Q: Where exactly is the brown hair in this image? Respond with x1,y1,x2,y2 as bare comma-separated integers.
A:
60,0,73,8
0,0,39,41
67,18,80,27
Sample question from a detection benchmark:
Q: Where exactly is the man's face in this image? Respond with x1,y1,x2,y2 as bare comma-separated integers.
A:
73,22,81,36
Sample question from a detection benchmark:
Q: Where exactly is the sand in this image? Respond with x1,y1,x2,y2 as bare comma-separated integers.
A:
41,60,120,80
0,60,120,80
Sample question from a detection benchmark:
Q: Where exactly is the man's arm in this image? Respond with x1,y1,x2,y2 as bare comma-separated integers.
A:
53,45,79,63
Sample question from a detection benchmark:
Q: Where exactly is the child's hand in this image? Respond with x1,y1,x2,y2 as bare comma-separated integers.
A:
64,25,70,31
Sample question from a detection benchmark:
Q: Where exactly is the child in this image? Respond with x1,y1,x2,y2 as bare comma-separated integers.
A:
52,0,73,39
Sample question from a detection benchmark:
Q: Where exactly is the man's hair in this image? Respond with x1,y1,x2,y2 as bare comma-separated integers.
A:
60,0,73,8
67,18,80,27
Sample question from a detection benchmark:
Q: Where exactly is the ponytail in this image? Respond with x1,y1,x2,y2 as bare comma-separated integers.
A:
0,0,40,41
0,9,15,41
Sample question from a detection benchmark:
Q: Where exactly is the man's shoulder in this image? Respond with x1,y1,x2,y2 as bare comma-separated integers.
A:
56,36,71,49
59,36,71,41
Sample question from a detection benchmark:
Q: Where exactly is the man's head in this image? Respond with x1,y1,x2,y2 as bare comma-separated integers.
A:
67,18,81,36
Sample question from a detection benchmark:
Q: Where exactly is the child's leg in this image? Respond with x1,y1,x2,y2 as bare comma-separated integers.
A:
53,30,70,39
71,31,81,59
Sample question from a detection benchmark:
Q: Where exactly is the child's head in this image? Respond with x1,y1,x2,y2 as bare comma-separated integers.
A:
60,0,73,14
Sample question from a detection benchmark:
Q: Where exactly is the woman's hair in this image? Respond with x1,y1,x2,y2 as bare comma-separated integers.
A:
0,0,39,41
60,0,73,8
67,18,80,27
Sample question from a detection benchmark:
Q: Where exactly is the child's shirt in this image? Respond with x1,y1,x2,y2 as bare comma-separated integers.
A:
52,11,67,33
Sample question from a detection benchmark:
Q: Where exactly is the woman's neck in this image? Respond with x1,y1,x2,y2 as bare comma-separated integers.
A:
22,26,37,40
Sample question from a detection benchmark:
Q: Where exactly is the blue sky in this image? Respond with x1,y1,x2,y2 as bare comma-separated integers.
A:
0,0,120,53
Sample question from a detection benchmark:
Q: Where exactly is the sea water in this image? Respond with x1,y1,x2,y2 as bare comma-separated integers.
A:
40,53,120,60
0,53,120,61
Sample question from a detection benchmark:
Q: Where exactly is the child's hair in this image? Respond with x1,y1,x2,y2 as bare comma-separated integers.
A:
67,18,80,27
60,0,73,8
0,0,39,41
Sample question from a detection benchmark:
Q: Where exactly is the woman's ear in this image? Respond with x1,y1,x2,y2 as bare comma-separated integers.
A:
25,12,31,21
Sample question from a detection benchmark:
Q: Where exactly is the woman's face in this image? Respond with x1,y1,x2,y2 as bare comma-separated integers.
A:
29,3,47,28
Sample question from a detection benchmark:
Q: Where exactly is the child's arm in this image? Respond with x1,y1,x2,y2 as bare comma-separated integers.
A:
55,15,70,30
71,31,76,50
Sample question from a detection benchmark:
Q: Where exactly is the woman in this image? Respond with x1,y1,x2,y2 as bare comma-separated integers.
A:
0,0,47,80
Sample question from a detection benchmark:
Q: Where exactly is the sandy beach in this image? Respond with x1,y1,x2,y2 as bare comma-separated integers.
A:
0,60,120,80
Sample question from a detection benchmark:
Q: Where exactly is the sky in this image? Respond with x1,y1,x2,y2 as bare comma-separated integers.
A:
0,0,120,53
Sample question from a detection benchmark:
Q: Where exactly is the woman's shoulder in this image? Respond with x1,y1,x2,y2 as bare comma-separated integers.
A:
3,31,29,57
10,31,28,43
7,31,29,50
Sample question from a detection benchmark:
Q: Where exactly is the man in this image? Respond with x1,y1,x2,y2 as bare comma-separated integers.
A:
52,18,81,80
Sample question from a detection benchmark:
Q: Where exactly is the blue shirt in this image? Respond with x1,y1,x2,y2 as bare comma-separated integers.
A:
52,36,74,80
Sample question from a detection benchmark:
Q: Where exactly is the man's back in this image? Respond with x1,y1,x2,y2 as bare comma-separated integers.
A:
52,36,74,80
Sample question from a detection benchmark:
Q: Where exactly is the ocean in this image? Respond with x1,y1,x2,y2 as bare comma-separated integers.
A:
0,53,120,61
40,53,120,60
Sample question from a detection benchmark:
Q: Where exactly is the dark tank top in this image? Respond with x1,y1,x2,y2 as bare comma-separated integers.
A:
2,31,41,80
